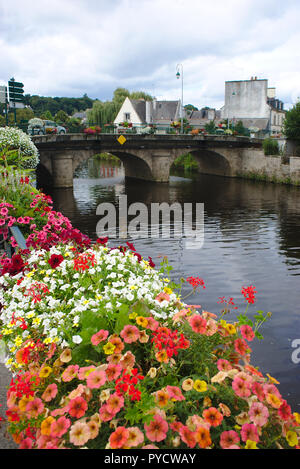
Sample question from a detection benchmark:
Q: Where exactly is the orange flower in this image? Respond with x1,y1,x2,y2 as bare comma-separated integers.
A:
266,393,282,409
203,407,223,427
108,335,124,354
155,389,169,407
155,349,169,363
195,425,212,448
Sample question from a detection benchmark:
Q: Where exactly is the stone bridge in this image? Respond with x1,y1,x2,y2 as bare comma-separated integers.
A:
32,133,264,188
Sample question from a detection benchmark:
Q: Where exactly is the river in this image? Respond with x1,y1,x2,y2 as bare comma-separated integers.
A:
47,157,300,411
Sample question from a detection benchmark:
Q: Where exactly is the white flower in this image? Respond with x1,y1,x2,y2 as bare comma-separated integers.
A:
72,335,82,344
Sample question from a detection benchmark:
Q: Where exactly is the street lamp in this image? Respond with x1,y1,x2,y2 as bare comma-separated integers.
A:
176,64,183,134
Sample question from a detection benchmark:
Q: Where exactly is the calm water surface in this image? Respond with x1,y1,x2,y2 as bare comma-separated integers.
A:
49,158,300,410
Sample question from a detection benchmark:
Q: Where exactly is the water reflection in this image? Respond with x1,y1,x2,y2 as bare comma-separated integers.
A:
48,158,300,409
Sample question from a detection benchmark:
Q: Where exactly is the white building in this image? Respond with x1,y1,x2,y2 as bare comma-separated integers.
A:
221,77,286,135
114,97,182,129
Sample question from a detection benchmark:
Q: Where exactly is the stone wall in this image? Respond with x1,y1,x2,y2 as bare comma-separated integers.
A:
237,148,300,185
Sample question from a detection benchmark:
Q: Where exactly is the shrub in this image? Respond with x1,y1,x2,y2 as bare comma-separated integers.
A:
263,138,279,156
283,102,300,141
0,127,39,169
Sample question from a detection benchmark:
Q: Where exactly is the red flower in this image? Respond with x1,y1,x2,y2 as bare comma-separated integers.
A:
48,254,64,269
241,285,257,304
186,276,205,289
96,236,108,245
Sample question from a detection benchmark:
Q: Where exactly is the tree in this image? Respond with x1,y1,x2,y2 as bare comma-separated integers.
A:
184,104,198,111
283,102,300,141
40,110,54,120
54,110,70,124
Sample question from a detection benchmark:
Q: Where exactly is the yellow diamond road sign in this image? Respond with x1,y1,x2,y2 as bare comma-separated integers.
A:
117,135,126,145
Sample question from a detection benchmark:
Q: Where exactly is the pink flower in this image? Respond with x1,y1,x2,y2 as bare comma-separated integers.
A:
78,365,96,380
188,314,207,334
232,376,251,398
144,414,168,442
26,398,44,418
91,329,109,346
205,318,218,336
109,426,129,449
126,427,144,447
234,338,250,356
86,367,106,389
217,359,233,372
145,317,159,331
106,363,122,381
220,430,240,449
19,437,33,449
120,325,140,343
61,364,79,382
240,423,259,443
155,292,170,303
41,383,58,402
278,400,292,421
68,396,88,419
0,207,8,216
251,382,265,402
106,392,124,415
166,385,185,401
179,425,197,448
248,402,269,427
50,416,71,438
69,421,91,446
240,325,255,342
99,403,115,422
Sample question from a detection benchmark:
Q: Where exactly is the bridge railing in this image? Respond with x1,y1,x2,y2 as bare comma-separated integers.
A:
7,121,269,139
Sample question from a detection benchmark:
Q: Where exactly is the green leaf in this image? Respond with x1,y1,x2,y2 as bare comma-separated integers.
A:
255,331,264,340
115,303,130,333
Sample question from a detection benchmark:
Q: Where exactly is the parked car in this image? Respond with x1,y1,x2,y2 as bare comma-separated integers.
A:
27,119,66,135
44,120,66,134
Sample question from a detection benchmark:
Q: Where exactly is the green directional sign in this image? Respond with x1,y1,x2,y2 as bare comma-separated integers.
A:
8,78,24,103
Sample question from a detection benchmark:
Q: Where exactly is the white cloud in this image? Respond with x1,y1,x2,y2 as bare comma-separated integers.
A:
0,0,299,109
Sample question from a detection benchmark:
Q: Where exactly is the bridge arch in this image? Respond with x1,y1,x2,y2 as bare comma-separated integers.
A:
72,149,154,182
170,148,233,177
190,149,232,177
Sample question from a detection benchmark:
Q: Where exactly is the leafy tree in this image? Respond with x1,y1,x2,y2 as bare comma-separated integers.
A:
184,104,198,112
40,110,54,120
54,110,70,124
204,121,216,134
234,120,250,136
283,101,300,140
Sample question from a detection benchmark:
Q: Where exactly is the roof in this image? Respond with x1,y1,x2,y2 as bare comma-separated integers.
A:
129,99,146,122
151,101,180,121
234,118,269,130
128,99,180,123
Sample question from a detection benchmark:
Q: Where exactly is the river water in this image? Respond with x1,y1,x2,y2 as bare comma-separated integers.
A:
48,158,300,410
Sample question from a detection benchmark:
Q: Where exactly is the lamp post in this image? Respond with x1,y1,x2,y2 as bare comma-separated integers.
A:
176,64,183,134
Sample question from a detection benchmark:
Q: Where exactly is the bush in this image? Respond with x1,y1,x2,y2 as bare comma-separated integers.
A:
173,153,198,171
0,127,39,169
263,138,279,156
283,102,300,141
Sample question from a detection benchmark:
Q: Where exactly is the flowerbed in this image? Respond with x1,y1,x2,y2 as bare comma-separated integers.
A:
0,177,299,450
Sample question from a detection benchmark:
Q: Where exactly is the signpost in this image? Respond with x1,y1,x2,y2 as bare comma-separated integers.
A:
8,78,25,125
0,85,9,125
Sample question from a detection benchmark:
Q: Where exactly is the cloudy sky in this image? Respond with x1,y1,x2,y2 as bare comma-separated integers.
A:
0,0,300,110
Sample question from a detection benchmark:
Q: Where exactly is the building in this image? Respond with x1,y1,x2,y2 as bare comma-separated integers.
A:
114,97,182,129
187,107,220,127
221,77,286,135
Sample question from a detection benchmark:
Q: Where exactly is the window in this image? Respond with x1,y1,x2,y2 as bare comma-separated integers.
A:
124,113,130,121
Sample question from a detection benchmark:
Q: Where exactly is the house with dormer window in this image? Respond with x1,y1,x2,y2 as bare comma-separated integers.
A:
114,97,182,130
